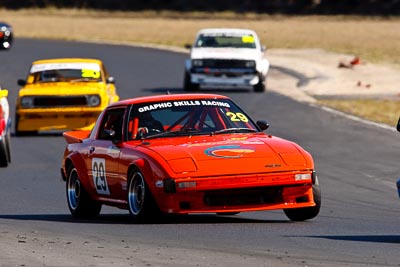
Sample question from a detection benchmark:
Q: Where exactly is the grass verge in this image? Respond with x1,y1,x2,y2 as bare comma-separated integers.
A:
318,99,400,127
1,9,400,65
1,8,399,126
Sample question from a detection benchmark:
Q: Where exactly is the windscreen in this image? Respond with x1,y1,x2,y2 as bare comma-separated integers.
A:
127,98,260,140
195,33,257,49
27,62,102,83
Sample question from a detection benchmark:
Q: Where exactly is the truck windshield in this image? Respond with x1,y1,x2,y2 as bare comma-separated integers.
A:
195,34,257,49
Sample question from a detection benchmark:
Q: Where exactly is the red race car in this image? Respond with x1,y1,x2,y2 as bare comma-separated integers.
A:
0,87,11,167
61,93,320,221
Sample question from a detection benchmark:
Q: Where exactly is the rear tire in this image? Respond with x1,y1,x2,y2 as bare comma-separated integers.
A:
66,166,102,218
283,176,321,221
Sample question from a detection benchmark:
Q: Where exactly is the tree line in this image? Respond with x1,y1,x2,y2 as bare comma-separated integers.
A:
0,0,399,15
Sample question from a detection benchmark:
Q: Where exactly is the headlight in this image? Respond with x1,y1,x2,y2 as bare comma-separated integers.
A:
20,97,34,108
245,60,256,68
192,59,204,67
87,95,101,107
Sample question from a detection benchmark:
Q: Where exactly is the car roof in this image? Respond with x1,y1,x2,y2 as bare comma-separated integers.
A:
110,93,231,107
197,28,257,35
32,58,103,65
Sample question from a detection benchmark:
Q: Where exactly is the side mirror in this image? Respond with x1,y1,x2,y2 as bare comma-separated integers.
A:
184,44,192,49
256,120,269,131
396,117,400,132
102,129,115,141
106,77,115,84
17,79,26,86
261,45,267,52
105,129,124,145
0,89,8,97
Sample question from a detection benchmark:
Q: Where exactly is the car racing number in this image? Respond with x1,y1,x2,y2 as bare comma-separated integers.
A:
226,112,249,122
82,69,101,79
92,158,110,195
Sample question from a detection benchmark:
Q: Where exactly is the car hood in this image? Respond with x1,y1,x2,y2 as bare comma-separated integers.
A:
143,134,313,177
18,82,105,96
190,48,262,61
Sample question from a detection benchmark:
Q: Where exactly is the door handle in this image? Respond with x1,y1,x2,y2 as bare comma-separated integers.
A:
89,146,95,154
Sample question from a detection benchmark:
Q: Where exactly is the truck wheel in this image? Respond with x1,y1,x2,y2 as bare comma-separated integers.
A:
183,72,199,91
253,74,266,92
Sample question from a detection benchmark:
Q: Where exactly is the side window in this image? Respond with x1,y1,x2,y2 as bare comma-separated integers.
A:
102,64,109,80
98,108,125,141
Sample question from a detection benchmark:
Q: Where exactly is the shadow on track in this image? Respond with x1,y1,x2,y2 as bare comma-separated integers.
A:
0,213,290,225
302,235,400,244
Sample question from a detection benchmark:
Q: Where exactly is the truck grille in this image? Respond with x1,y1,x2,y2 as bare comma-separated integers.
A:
33,96,88,107
202,59,253,68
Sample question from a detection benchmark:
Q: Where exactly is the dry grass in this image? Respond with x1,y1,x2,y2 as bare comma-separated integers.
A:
2,8,400,125
1,9,400,65
318,99,400,126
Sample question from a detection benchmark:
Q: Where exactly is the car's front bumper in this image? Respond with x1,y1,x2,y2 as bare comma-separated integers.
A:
190,73,260,87
155,172,316,214
16,107,102,132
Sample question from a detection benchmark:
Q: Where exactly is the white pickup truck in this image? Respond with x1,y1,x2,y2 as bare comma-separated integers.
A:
184,28,270,92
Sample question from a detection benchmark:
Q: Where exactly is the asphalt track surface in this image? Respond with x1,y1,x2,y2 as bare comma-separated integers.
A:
0,38,399,266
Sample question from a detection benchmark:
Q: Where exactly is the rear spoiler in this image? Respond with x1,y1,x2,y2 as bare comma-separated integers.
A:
63,130,91,144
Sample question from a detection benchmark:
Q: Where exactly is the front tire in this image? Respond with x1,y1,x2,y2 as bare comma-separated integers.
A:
127,170,158,220
0,133,10,167
183,71,199,91
253,74,266,92
66,167,102,218
284,176,321,221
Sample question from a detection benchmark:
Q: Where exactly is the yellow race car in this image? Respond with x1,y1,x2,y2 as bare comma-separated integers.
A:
16,58,119,135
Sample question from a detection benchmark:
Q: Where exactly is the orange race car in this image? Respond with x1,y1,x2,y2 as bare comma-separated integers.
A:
61,93,321,221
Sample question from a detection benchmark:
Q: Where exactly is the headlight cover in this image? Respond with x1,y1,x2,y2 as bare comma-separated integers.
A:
87,95,101,107
20,97,34,108
245,60,256,68
192,59,204,67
